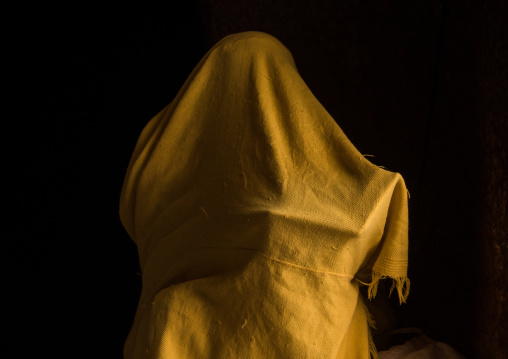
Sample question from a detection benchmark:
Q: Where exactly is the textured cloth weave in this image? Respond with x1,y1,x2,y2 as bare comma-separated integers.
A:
120,31,409,358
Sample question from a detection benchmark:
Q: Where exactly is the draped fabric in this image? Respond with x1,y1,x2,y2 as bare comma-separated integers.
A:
120,31,409,359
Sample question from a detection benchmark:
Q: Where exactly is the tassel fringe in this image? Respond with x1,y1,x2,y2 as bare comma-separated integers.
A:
365,306,379,359
366,271,410,304
357,271,410,358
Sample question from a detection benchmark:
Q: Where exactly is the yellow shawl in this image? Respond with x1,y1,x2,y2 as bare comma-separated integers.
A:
120,31,409,359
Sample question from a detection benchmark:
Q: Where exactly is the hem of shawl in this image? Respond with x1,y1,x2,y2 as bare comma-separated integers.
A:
358,294,380,359
366,305,379,359
358,273,410,359
357,271,410,305
200,246,356,279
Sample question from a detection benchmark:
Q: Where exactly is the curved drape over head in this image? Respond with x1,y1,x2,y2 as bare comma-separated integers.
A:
120,31,409,359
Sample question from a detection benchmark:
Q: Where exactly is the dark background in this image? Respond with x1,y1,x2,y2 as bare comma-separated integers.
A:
6,1,506,358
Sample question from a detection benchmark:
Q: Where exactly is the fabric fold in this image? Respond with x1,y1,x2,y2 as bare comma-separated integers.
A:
120,31,409,359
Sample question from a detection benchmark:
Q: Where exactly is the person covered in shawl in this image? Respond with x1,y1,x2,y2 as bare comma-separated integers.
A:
120,31,409,359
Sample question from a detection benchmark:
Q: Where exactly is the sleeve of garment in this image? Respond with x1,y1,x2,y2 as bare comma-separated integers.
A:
359,173,410,304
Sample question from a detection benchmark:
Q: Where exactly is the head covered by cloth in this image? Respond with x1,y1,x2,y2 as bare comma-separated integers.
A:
120,31,409,358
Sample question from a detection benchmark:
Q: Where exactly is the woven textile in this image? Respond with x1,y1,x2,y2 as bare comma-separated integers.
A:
120,31,409,358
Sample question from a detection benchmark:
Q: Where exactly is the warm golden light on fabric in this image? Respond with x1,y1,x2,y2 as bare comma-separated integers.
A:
120,31,409,358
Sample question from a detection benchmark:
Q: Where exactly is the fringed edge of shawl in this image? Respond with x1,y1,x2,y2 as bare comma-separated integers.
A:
364,271,410,304
358,273,410,358
358,293,379,359
365,304,379,359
